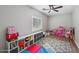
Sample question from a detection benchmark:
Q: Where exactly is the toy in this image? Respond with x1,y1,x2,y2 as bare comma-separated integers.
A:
6,26,18,42
55,30,62,38
6,33,18,40
46,26,65,38
25,43,49,53
25,35,32,41
18,40,25,51
65,29,73,39
18,40,25,47
26,43,41,53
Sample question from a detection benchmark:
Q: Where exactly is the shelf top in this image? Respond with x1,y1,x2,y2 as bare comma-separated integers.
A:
18,31,43,40
7,31,43,43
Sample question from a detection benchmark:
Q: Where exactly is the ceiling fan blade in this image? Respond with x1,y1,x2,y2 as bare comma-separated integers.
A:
53,10,59,12
42,8,49,10
54,6,63,9
48,10,51,13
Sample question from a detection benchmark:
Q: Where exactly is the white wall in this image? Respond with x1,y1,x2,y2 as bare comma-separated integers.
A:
0,5,48,51
72,6,79,48
48,14,72,29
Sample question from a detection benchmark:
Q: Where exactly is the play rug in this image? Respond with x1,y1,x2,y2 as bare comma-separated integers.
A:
41,43,56,53
38,36,77,53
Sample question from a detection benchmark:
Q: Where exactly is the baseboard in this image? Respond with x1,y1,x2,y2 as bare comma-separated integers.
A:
0,50,8,53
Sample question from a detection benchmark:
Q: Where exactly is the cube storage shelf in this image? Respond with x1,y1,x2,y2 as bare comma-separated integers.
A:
7,31,44,53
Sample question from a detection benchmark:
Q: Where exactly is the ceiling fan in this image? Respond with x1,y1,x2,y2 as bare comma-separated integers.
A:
42,5,63,13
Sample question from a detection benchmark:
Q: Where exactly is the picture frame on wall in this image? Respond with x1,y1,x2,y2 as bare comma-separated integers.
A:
32,16,42,32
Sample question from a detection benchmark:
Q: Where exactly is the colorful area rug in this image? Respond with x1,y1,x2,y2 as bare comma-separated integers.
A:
38,36,77,53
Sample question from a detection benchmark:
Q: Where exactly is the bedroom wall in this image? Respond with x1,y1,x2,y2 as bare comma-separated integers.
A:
48,13,72,29
72,6,79,48
0,5,48,52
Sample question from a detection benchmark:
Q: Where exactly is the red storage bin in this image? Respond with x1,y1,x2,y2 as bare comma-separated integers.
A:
18,40,25,47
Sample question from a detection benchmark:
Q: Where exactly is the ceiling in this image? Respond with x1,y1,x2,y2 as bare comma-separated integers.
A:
30,5,76,16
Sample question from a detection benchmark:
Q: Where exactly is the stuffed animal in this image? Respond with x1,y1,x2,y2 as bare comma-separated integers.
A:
65,29,73,39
